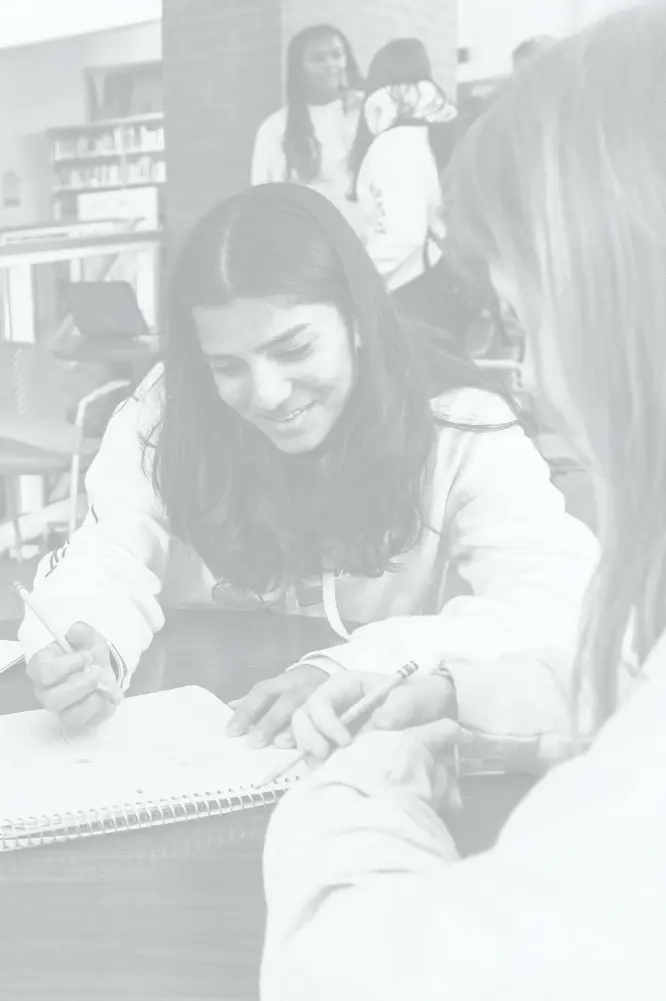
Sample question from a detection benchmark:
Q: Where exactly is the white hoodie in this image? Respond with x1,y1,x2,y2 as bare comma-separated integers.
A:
354,82,456,291
18,367,599,768
261,634,666,1001
356,125,445,291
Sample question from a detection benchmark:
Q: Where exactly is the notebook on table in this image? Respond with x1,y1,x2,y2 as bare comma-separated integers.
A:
0,686,304,852
0,641,23,674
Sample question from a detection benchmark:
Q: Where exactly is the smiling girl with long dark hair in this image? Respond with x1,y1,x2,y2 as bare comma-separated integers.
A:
20,184,595,750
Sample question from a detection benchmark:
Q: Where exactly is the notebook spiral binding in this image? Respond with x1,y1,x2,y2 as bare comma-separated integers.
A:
1,782,290,852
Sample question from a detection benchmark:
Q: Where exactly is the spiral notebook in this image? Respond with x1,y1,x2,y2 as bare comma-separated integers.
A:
0,686,304,852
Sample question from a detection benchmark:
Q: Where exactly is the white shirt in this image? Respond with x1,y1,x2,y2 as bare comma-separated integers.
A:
251,98,362,230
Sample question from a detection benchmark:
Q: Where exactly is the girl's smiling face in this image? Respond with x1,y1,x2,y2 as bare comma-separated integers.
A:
301,33,348,102
195,296,357,454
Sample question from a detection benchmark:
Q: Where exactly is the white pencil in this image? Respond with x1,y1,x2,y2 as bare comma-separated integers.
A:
256,660,420,787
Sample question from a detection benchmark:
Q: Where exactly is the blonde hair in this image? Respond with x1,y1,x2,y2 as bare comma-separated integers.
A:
445,2,666,728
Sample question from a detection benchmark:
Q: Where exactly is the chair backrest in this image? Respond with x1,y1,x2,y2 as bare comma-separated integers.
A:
0,342,69,421
77,381,132,440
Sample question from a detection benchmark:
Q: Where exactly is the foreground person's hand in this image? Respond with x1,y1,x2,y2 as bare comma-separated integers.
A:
289,669,459,763
298,719,472,814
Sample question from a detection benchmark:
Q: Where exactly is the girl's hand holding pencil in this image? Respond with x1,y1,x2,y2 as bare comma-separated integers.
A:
15,585,123,731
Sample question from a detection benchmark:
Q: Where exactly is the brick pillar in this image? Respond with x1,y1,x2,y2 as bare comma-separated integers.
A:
162,0,282,248
163,0,457,247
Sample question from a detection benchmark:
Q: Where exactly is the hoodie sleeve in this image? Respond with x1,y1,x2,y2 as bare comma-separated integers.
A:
262,669,666,1001
251,111,287,186
261,730,461,1001
296,394,600,769
17,370,170,682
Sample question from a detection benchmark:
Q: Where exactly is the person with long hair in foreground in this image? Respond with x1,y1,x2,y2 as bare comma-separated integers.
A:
261,5,666,998
19,184,594,771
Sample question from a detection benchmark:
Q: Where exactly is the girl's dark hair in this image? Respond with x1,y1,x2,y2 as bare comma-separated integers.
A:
151,183,514,595
283,24,363,184
350,38,454,194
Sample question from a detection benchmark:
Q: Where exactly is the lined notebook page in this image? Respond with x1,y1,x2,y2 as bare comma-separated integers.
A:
0,686,300,824
0,641,23,674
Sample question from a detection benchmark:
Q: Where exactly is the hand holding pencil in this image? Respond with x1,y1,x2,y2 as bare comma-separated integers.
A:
259,661,458,786
15,584,123,732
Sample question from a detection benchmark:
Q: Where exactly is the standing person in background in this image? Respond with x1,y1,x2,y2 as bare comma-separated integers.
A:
350,38,456,293
261,6,666,999
349,39,472,339
251,24,363,228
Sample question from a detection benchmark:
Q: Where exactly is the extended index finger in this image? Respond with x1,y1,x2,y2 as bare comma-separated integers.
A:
226,682,280,736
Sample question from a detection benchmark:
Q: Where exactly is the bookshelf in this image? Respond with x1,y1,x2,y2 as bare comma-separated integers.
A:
49,113,165,225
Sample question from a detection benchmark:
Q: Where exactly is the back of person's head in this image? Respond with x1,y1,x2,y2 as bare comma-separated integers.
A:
445,3,666,726
512,34,555,69
283,24,362,183
365,37,433,93
350,37,455,190
158,184,496,594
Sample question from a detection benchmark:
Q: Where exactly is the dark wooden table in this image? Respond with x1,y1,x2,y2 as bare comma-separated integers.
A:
0,610,535,1001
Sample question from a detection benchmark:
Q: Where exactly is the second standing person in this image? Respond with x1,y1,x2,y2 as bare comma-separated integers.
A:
349,38,457,293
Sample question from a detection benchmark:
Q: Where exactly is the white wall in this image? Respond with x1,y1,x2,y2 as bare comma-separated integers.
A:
0,0,162,49
458,0,629,81
0,21,161,136
574,0,638,26
0,21,161,228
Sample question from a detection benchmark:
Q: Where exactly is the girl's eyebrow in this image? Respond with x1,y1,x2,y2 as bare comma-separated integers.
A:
205,324,311,361
263,323,311,351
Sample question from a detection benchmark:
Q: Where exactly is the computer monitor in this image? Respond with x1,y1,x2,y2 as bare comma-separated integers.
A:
65,281,150,341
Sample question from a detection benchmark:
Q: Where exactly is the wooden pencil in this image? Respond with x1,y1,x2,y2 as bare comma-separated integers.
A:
256,660,420,787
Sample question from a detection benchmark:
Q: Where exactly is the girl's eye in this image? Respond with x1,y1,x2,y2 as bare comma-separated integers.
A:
277,343,312,362
211,361,242,377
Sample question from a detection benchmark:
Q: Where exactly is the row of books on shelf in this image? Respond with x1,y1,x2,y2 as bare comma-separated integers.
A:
54,158,166,193
52,124,165,162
